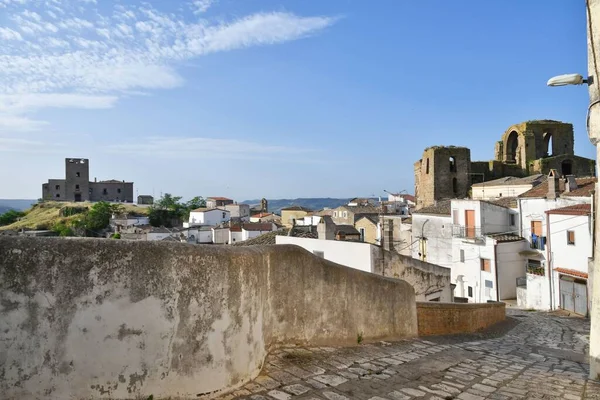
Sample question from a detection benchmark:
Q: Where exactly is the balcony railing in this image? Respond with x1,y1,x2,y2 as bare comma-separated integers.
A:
452,225,483,240
526,263,545,276
530,235,546,250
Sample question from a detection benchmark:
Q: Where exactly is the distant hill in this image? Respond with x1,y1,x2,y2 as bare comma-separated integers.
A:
241,198,351,215
0,199,37,214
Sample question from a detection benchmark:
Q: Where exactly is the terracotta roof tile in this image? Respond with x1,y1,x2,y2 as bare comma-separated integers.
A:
207,197,232,201
242,223,274,232
413,199,452,216
519,176,596,198
546,203,591,216
554,268,588,279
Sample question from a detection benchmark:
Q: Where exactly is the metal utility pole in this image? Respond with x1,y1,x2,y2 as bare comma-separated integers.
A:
587,0,600,380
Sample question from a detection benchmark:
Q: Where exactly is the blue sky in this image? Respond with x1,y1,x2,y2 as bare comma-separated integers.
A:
0,0,593,201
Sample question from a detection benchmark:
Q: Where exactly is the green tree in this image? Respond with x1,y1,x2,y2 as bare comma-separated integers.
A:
185,196,206,210
51,221,74,237
110,232,121,239
76,202,123,236
0,210,25,226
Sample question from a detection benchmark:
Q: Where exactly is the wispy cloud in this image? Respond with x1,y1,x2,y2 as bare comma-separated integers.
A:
0,0,338,136
107,136,322,162
192,0,215,14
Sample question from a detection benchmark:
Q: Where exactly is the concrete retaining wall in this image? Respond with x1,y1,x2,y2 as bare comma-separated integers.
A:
0,237,418,400
416,301,505,336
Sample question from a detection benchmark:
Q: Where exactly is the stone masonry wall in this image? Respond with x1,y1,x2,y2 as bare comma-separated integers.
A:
373,250,453,302
416,302,506,336
0,237,417,400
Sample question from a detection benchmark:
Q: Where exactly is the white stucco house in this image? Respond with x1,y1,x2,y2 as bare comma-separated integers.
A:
411,200,453,269
471,174,545,200
546,203,593,316
449,198,524,303
185,208,230,228
516,172,595,311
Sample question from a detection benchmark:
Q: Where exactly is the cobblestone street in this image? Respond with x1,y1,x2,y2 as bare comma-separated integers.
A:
216,310,599,400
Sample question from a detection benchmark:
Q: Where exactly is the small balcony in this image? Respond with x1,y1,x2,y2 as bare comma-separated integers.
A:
452,225,483,240
530,235,546,251
526,262,545,276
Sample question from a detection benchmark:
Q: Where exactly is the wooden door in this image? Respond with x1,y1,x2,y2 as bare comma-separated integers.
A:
465,210,475,238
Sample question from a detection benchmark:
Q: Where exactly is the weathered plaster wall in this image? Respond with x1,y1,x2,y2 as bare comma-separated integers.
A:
416,302,506,336
0,237,417,400
374,250,452,302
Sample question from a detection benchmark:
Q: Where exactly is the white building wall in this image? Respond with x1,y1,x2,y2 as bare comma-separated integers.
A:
411,214,452,268
450,200,516,236
472,184,532,200
197,230,213,244
496,240,527,300
212,228,229,244
519,197,590,247
451,238,496,303
225,204,250,221
526,273,551,311
549,213,592,309
189,209,230,226
276,236,373,272
230,231,243,244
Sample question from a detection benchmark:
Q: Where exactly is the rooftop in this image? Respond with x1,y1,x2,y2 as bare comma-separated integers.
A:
191,207,229,213
413,200,452,216
281,206,313,212
546,203,591,216
338,205,381,214
519,176,596,199
232,228,317,246
207,197,233,201
471,174,545,187
488,233,524,243
356,215,379,225
335,225,360,235
484,197,518,209
242,223,274,232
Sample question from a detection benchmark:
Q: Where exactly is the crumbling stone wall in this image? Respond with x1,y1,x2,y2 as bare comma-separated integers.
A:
0,237,417,400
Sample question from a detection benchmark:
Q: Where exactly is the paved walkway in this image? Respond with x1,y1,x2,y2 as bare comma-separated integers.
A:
216,310,599,400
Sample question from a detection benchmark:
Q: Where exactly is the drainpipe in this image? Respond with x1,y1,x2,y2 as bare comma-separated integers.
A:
494,239,500,302
546,211,553,310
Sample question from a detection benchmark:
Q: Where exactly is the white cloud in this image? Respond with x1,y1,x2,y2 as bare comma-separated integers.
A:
107,136,319,160
0,115,48,132
0,0,338,137
192,0,215,14
0,27,22,40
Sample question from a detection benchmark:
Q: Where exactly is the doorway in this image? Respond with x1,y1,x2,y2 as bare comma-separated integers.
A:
74,193,82,202
559,276,587,315
465,210,475,238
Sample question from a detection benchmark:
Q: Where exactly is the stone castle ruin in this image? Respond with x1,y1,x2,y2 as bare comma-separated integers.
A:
414,120,596,208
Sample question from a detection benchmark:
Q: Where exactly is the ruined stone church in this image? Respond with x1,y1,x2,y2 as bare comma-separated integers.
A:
414,120,596,209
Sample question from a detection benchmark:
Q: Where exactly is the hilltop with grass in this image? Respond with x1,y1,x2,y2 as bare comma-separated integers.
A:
0,201,149,232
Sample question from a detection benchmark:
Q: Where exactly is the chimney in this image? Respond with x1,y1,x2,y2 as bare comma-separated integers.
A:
565,175,578,193
547,169,559,199
94,177,97,182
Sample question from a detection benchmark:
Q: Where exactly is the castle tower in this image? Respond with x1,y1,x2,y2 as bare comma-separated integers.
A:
65,158,90,202
261,198,268,213
414,146,471,209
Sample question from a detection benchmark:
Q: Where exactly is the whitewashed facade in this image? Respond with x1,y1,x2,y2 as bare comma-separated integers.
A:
186,208,230,227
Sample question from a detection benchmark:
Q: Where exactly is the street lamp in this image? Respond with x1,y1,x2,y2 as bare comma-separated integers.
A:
547,73,590,86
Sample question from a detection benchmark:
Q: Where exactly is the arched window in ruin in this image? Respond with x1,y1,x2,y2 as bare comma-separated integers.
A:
543,132,553,157
426,158,430,174
506,131,518,163
449,156,456,172
452,177,458,195
561,159,573,175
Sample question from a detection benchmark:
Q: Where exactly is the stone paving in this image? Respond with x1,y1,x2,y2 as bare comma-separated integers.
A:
215,310,600,400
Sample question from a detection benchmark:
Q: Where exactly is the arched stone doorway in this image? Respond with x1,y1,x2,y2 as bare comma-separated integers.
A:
543,132,553,157
505,131,518,163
